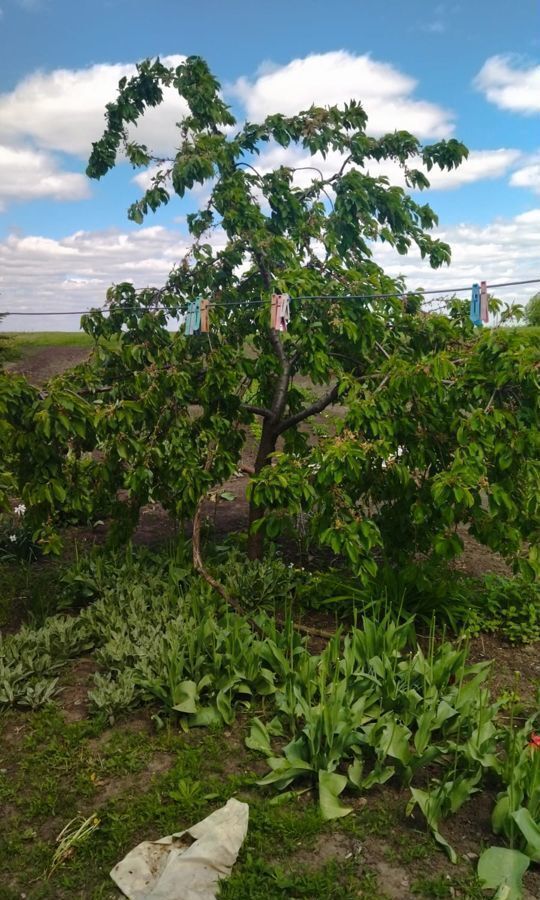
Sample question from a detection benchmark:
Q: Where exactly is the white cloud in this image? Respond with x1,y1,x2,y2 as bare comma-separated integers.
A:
420,148,522,189
0,223,226,330
231,51,454,139
0,144,89,209
474,55,540,114
510,156,540,194
1,207,538,332
373,208,540,306
253,144,521,194
0,55,188,158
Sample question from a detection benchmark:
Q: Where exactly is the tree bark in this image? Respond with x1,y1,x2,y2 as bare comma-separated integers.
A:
247,419,277,560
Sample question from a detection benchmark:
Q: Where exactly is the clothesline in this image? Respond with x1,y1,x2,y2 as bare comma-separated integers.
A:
1,276,538,317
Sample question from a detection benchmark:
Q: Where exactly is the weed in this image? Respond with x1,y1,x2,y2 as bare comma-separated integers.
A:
49,813,101,876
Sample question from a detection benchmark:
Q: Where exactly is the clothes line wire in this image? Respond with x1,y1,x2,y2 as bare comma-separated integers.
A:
2,276,539,317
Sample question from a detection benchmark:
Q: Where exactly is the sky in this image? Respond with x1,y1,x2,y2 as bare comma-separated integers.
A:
0,0,539,330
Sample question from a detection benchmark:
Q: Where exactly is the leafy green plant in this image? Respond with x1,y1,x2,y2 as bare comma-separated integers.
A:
465,575,540,643
248,613,496,830
218,553,303,610
0,614,92,709
0,503,39,563
474,700,540,896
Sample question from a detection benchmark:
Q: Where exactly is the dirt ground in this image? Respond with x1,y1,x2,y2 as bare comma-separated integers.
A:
6,344,91,383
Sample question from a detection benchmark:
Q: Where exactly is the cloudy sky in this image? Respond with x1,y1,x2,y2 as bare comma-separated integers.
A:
0,0,539,330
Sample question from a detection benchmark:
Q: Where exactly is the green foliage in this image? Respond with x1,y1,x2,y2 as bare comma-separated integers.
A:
248,614,498,835
297,561,540,644
477,847,531,899
217,551,304,609
0,614,92,707
464,574,540,643
2,544,540,896
7,55,537,586
524,293,540,326
490,704,540,859
0,315,13,363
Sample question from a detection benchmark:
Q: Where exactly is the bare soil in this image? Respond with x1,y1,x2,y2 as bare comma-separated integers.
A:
6,345,91,384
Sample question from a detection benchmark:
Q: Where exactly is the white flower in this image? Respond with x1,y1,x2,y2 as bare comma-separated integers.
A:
14,504,26,516
9,534,17,542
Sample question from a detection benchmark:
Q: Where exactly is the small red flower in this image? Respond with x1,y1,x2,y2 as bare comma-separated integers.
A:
528,733,540,749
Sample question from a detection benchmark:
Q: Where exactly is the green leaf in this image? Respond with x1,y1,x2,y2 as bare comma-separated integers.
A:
492,795,511,835
318,770,353,820
512,807,540,862
190,706,222,728
172,680,198,714
477,846,530,900
347,756,364,789
245,718,273,756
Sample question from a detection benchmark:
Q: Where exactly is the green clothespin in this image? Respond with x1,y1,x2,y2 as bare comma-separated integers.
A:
185,298,201,336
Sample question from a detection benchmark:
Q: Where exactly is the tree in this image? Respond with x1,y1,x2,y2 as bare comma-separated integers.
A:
0,56,538,585
524,293,540,327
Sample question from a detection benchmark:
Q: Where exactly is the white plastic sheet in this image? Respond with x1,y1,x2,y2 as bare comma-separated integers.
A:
111,798,249,900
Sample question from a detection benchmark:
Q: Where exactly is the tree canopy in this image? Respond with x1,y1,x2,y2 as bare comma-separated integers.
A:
1,56,538,585
524,293,540,327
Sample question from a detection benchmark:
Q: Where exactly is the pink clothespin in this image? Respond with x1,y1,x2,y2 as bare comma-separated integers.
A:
480,280,489,323
271,293,290,331
277,293,290,332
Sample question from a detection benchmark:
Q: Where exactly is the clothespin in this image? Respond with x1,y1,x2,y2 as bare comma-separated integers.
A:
480,280,489,323
271,293,290,332
270,294,280,330
200,298,210,333
185,298,201,336
277,294,290,332
470,283,482,326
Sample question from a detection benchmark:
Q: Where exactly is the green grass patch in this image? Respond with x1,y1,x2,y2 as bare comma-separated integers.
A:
1,331,93,364
4,332,93,350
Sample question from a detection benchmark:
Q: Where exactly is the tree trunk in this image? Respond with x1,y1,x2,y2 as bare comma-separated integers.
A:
247,421,277,560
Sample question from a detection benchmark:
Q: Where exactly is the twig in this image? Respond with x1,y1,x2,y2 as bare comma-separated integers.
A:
484,389,497,413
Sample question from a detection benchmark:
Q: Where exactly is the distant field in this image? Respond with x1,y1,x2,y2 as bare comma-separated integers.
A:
3,332,93,354
2,333,93,384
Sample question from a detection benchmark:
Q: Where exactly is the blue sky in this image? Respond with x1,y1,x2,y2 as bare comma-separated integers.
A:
0,0,539,328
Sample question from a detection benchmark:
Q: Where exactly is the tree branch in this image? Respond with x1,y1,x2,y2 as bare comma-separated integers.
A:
192,492,244,615
240,403,273,418
276,382,340,435
268,329,292,423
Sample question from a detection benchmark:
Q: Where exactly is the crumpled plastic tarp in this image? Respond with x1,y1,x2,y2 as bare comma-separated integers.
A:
110,798,249,900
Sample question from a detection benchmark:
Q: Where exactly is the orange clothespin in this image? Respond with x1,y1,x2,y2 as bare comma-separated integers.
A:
270,294,280,330
200,298,210,333
480,280,489,323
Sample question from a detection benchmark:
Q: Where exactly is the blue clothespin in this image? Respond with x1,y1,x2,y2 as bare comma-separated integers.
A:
470,283,482,326
185,298,201,336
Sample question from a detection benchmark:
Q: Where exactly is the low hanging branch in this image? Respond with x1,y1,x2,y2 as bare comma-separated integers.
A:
191,453,335,640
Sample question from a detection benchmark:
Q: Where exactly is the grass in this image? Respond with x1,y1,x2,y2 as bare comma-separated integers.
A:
1,331,93,364
1,546,539,898
0,700,497,900
3,332,93,350
0,557,65,628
